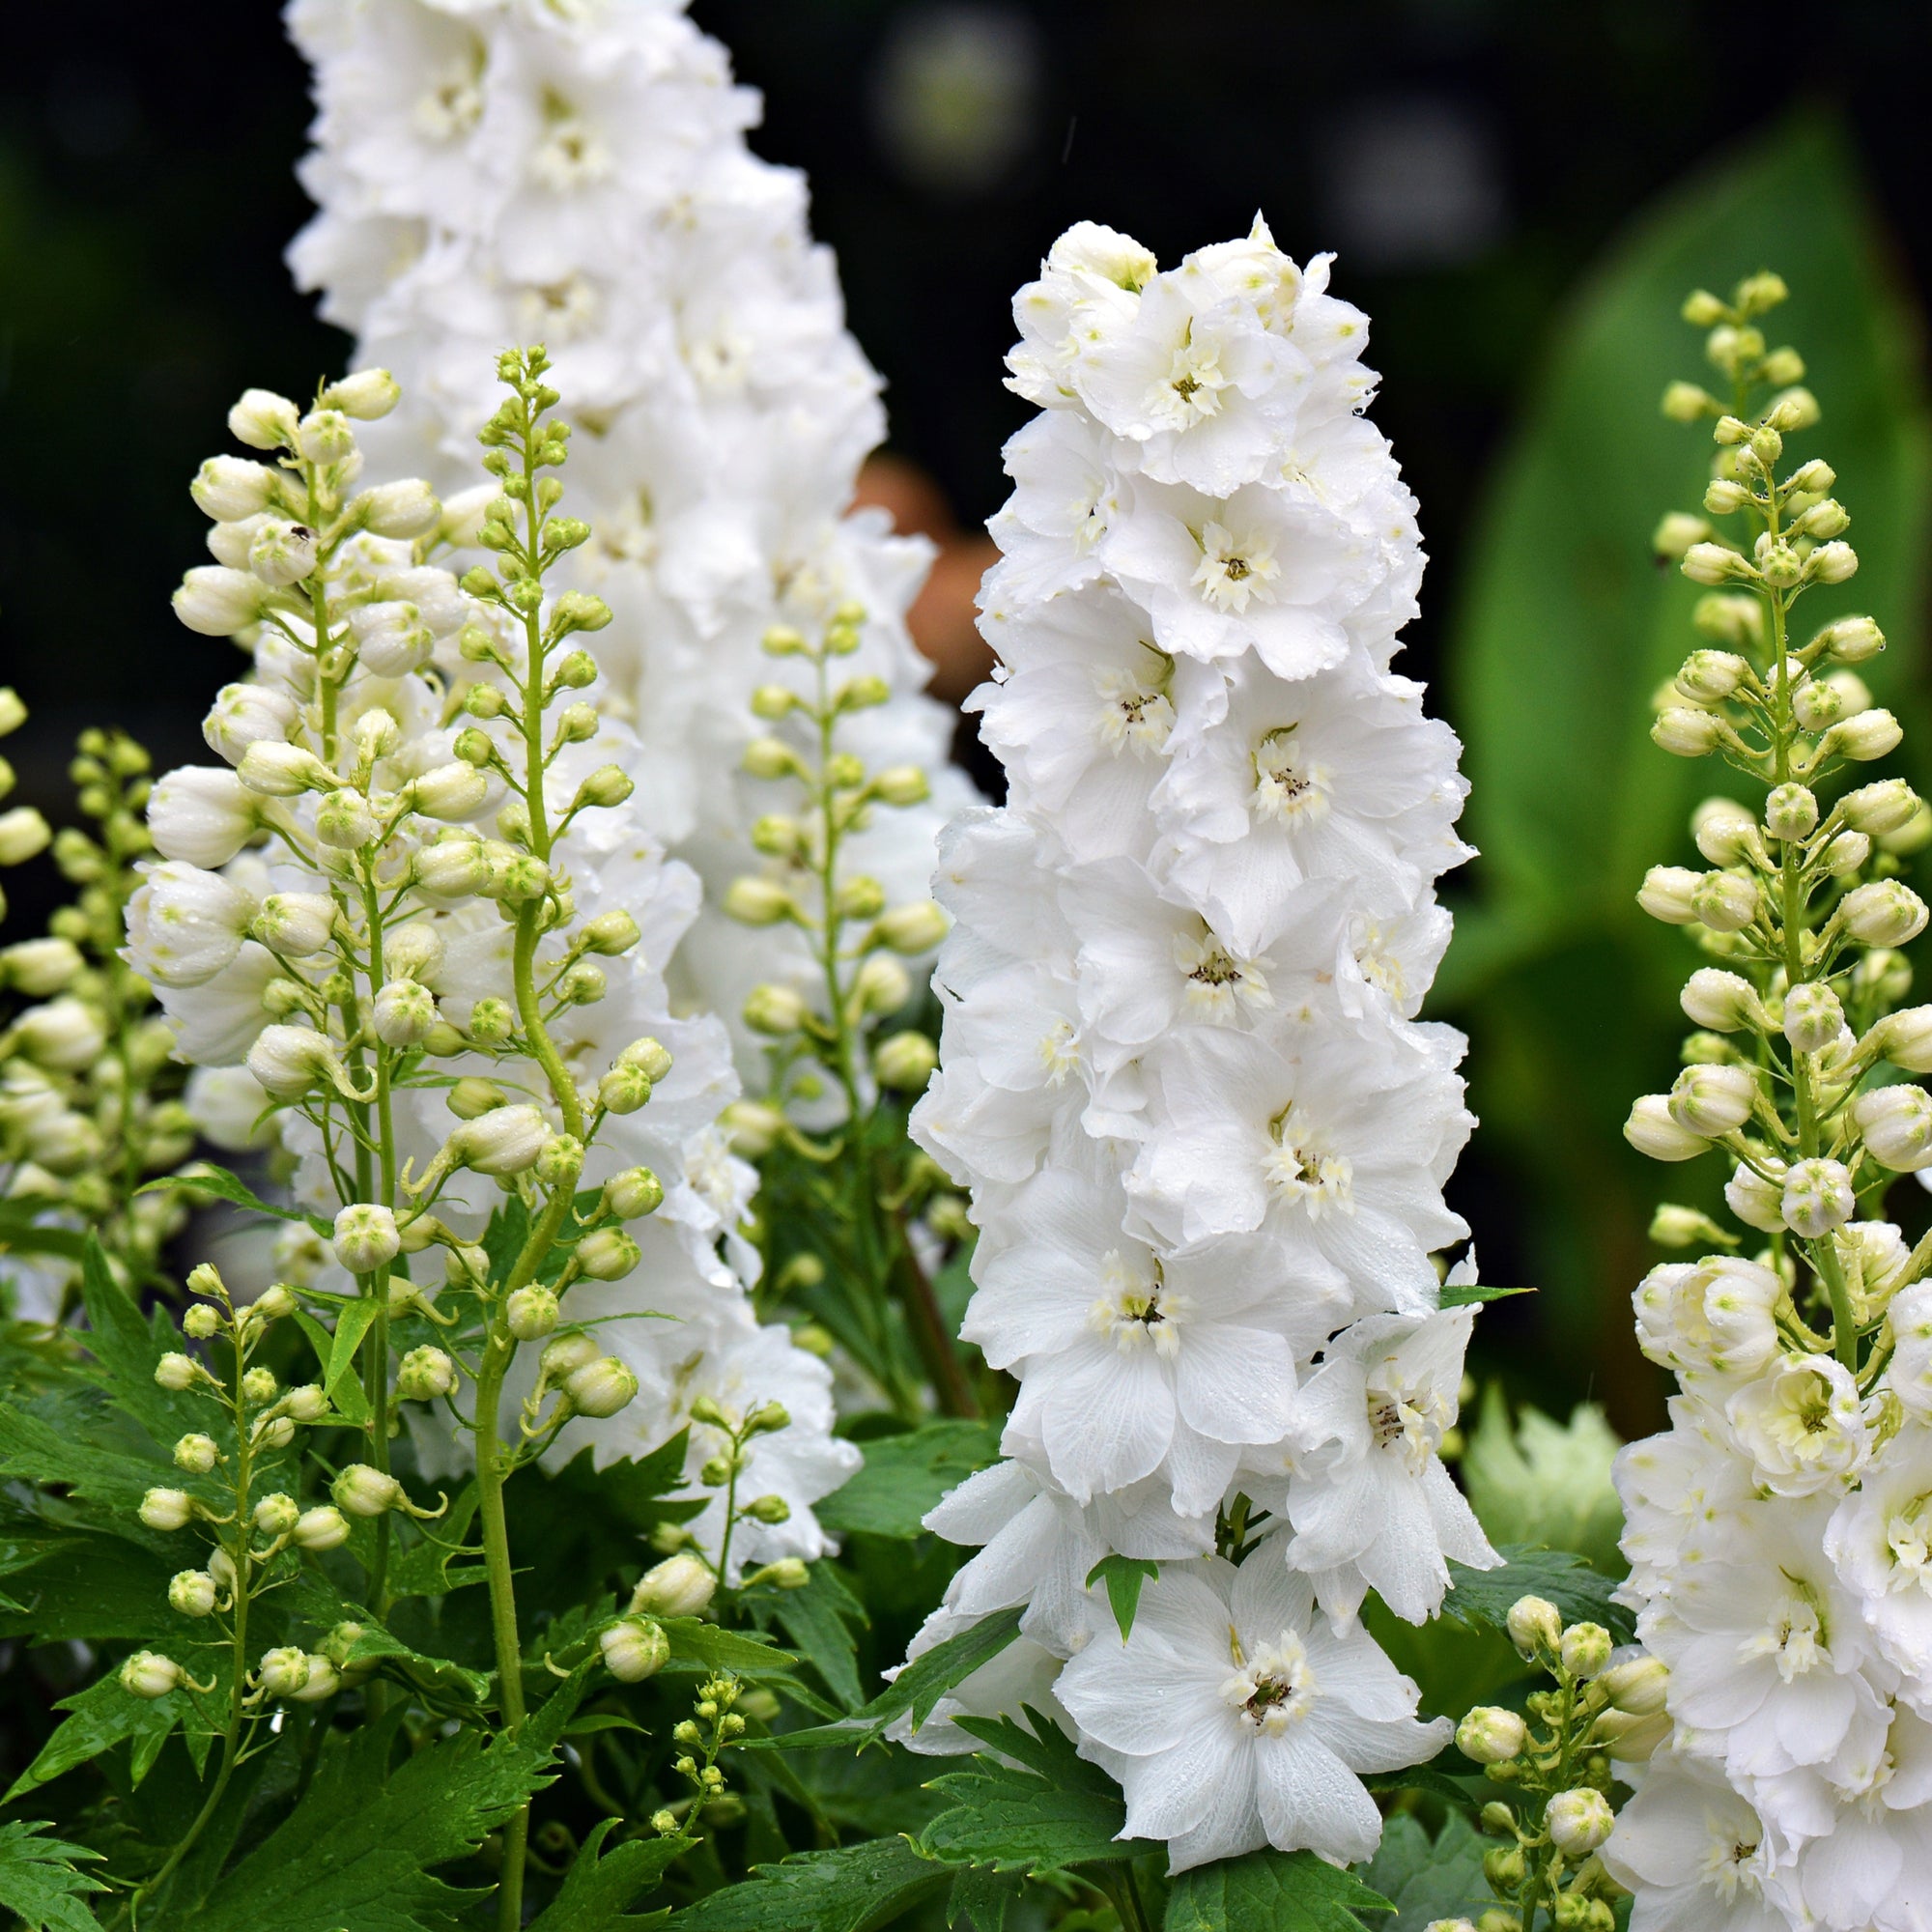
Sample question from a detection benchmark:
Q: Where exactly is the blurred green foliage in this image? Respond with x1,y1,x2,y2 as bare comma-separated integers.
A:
1462,1387,1624,1577
1438,114,1932,1431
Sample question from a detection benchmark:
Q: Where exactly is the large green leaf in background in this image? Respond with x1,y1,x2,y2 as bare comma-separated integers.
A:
1438,113,1932,1423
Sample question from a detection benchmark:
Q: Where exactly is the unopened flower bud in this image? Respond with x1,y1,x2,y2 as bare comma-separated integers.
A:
1675,649,1747,702
745,1492,792,1524
1559,1622,1612,1679
1814,614,1885,664
873,899,948,953
294,1505,351,1551
599,1065,653,1115
373,978,438,1047
1806,540,1859,585
1822,708,1902,762
1781,1156,1856,1236
122,1651,185,1699
169,1570,218,1617
320,367,401,419
1653,513,1710,559
600,1616,671,1682
1651,708,1724,756
1876,1008,1932,1074
192,455,278,522
742,737,798,781
1456,1707,1527,1765
1680,541,1743,584
1662,379,1715,420
252,891,336,957
582,911,640,958
619,1037,673,1083
1842,881,1929,948
257,1647,313,1698
412,761,491,822
744,1557,810,1590
1691,872,1757,933
253,1492,300,1537
173,1433,220,1475
870,765,930,807
1724,1159,1787,1233
229,387,299,449
724,877,796,925
1546,1789,1614,1859
1506,1595,1562,1659
574,1229,641,1282
1777,981,1843,1055
333,1463,404,1517
355,478,440,540
1853,1084,1932,1172
632,1553,718,1618
540,1332,602,1383
248,520,318,588
1,936,84,996
395,1346,457,1402
156,1351,199,1391
506,1286,559,1340
722,1099,785,1156
573,765,635,811
1680,968,1760,1032
454,1104,549,1176
744,982,810,1035
1763,783,1817,841
139,1487,194,1532
315,787,379,850
333,1203,400,1275
1665,1064,1756,1138
874,1031,938,1091
412,837,490,897
563,1355,639,1417
1637,866,1699,924
1648,1203,1731,1248
1691,796,1758,867
1841,779,1919,836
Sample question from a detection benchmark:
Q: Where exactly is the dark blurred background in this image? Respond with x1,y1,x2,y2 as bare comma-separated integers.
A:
4,0,1931,1433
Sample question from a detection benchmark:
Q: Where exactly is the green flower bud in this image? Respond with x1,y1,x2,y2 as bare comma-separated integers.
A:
575,1229,641,1282
600,1616,670,1682
1559,1622,1613,1680
563,1355,639,1417
601,1167,664,1219
631,1552,717,1618
294,1505,351,1552
1456,1707,1527,1765
122,1651,185,1699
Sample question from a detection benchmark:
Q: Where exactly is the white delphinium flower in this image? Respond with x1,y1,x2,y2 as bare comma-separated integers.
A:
1056,1553,1449,1870
285,0,977,1079
897,219,1485,1865
1601,1749,1793,1932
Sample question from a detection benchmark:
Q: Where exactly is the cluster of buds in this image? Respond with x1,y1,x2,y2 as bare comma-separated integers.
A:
1629,273,1932,1308
124,1263,377,1709
725,606,946,1137
1445,1595,1663,1932
647,1670,747,1834
1,718,195,1315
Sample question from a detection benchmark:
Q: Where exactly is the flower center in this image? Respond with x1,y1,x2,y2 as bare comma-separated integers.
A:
1264,1102,1353,1218
1088,1252,1188,1358
1092,661,1175,756
1191,520,1280,613
1148,330,1230,432
1037,1016,1080,1086
1352,916,1406,1005
1174,930,1271,1021
1365,1368,1451,1476
1884,1495,1932,1592
1698,1822,1764,1904
1741,1585,1829,1683
414,57,484,142
516,276,600,342
1220,1629,1317,1736
532,95,611,189
1252,728,1331,827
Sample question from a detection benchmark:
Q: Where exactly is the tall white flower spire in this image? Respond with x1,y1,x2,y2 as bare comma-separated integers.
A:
895,217,1493,1872
284,0,977,1075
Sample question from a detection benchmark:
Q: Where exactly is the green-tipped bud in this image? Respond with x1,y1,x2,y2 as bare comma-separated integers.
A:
632,1552,717,1618
506,1286,560,1341
600,1167,664,1220
600,1616,670,1682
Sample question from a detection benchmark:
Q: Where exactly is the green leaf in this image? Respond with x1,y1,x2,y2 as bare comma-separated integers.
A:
1463,1389,1626,1577
1085,1554,1160,1641
187,1675,590,1932
1436,1283,1534,1310
1436,111,1932,1374
3,1668,198,1801
661,1617,797,1676
1361,1813,1492,1932
323,1295,382,1407
77,1235,205,1449
1361,1755,1484,1812
918,1712,1156,1875
945,1866,1025,1932
0,1819,109,1932
384,1484,486,1599
0,1532,185,1643
747,1605,1022,1752
1441,1545,1634,1645
150,1162,325,1231
815,1422,1001,1538
1164,1849,1391,1932
525,1819,689,1931
763,1560,867,1711
0,1206,89,1263
666,1836,948,1932
291,1309,370,1429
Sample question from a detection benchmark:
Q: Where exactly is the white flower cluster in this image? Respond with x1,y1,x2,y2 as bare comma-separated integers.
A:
896,220,1492,1872
1606,1251,1932,1932
143,371,853,1581
285,0,977,1074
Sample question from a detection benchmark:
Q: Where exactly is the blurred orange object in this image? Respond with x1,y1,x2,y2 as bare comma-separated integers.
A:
853,452,999,705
